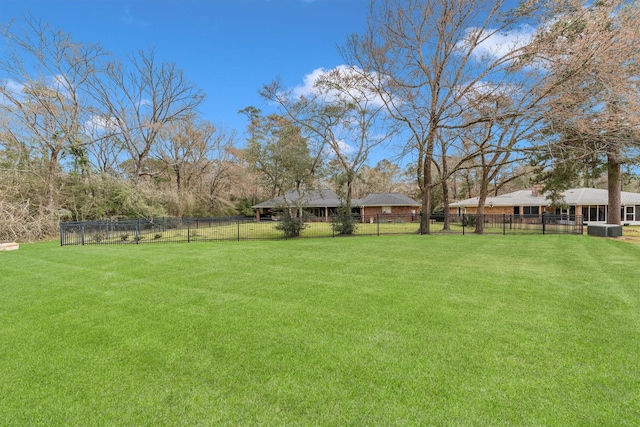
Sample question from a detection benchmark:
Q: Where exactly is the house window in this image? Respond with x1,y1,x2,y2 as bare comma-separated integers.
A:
625,206,635,222
555,207,575,220
636,206,640,221
382,206,392,214
583,205,607,222
513,206,520,215
523,206,539,216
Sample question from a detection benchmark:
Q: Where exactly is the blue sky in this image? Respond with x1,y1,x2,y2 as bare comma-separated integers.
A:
0,0,370,140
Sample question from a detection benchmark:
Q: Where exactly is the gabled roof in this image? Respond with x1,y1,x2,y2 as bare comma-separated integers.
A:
253,190,419,209
253,189,341,209
562,188,640,205
451,190,546,207
450,187,640,207
359,192,421,207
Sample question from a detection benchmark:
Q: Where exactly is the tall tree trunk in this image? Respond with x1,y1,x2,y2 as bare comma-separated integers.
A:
45,148,60,214
607,146,622,224
419,135,435,234
474,172,490,234
438,134,451,231
345,178,353,215
441,170,451,231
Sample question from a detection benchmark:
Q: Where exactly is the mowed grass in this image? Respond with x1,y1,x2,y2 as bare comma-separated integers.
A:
74,220,423,245
1,235,639,426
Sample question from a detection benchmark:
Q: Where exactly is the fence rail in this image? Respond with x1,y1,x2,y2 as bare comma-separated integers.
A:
59,213,583,246
439,213,584,235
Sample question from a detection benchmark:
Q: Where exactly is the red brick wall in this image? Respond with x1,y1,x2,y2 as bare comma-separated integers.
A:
361,206,419,223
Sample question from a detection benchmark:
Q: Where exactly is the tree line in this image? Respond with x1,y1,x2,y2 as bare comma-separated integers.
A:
2,0,640,241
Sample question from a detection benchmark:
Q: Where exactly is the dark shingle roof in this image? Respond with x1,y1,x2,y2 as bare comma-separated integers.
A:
359,193,421,207
450,187,640,208
253,190,420,209
253,189,341,209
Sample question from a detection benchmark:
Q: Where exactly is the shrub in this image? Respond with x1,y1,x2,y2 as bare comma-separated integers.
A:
120,233,129,241
274,209,307,238
462,215,477,227
332,205,357,235
154,233,163,240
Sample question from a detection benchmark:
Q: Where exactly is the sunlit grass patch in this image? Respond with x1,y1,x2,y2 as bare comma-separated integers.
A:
1,235,638,425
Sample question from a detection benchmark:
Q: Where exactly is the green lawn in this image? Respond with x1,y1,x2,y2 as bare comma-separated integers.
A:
67,219,424,245
1,235,639,425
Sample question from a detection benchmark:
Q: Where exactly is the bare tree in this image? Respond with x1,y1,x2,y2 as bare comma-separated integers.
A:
353,159,412,198
0,17,105,213
455,84,543,232
261,67,395,217
240,108,317,207
200,134,240,216
89,48,204,188
153,116,238,216
341,0,548,233
531,0,640,224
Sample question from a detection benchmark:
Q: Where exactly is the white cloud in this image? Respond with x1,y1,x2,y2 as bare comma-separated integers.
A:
1,75,75,105
322,138,356,159
0,79,26,105
49,74,72,99
459,24,537,60
4,79,25,94
84,115,119,135
293,65,389,108
292,67,327,99
336,139,356,155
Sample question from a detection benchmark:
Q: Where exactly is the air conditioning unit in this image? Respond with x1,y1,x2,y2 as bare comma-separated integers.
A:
587,224,622,237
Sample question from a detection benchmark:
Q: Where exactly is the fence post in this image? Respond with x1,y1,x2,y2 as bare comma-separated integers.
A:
237,218,240,241
503,214,506,235
187,219,191,243
59,223,63,246
462,215,465,235
81,223,85,246
579,215,584,234
542,212,546,235
377,214,380,236
136,219,140,244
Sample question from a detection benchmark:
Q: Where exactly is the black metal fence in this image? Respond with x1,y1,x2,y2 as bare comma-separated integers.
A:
59,213,583,246
434,213,584,235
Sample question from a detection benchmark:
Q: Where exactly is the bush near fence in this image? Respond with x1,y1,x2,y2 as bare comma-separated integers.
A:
59,213,583,246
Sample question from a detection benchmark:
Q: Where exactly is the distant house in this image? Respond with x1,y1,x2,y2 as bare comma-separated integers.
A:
449,187,640,225
358,192,421,223
252,189,421,222
253,189,351,221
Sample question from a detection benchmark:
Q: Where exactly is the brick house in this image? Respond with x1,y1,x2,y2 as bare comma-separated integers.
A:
358,192,421,223
449,187,640,225
253,189,421,222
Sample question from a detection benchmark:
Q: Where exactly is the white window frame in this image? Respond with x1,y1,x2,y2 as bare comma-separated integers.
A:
625,206,635,222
